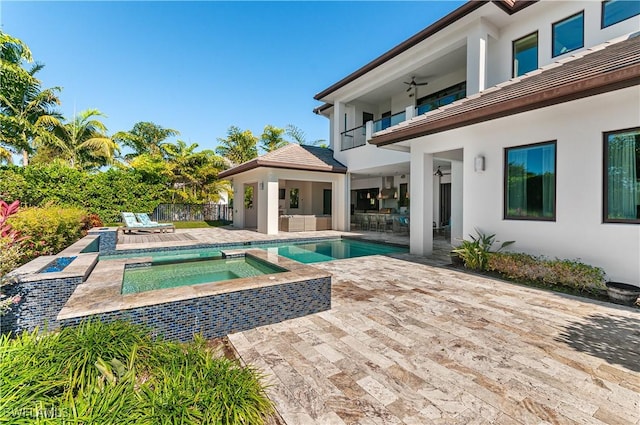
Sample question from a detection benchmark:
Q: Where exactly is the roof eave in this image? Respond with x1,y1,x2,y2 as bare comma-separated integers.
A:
313,1,486,101
218,160,348,179
370,64,640,147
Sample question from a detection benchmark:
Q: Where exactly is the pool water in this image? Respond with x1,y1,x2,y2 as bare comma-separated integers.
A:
264,239,407,264
122,256,285,294
41,256,77,273
105,238,407,264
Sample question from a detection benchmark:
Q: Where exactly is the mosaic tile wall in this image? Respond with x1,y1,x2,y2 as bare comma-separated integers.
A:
1,276,84,334
60,276,331,342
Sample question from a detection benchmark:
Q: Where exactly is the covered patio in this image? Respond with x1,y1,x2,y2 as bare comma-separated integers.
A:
218,145,349,235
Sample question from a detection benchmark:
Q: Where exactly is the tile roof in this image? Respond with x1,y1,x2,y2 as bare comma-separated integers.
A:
218,144,347,179
370,33,640,147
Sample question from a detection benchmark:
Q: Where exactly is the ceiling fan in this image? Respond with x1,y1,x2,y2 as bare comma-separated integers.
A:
434,166,451,177
404,76,429,92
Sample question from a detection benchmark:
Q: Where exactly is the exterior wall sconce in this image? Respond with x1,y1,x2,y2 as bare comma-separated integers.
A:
259,182,264,190
474,155,485,172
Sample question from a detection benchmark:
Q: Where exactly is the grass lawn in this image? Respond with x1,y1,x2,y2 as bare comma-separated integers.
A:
105,220,230,229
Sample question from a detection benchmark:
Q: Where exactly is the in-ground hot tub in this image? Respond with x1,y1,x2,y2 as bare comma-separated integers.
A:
58,250,331,341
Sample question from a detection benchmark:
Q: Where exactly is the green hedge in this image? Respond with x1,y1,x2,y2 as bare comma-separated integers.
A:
0,164,168,222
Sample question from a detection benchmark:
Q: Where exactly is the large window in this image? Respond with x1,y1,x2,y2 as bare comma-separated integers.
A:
604,128,640,223
505,142,556,220
602,0,640,28
553,12,584,57
513,32,538,77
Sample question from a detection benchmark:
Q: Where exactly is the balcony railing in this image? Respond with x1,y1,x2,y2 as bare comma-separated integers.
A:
416,88,466,116
340,125,366,151
372,111,406,133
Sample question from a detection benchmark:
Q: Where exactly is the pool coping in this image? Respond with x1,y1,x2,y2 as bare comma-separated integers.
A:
57,249,331,321
100,234,409,260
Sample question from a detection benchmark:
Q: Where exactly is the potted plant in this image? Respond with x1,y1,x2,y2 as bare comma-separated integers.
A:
605,281,640,306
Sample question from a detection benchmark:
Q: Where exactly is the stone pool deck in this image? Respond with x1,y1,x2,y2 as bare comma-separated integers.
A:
228,255,640,425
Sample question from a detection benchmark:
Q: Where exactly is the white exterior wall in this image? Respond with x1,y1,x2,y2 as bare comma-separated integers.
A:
487,2,640,86
334,143,409,174
409,87,640,283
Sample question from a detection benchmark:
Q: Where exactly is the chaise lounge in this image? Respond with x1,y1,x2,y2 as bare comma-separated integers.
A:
121,212,175,234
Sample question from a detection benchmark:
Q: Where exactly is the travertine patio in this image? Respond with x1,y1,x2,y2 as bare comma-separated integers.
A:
114,226,639,424
228,254,640,425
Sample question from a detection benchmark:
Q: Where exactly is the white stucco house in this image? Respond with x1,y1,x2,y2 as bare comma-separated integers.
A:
220,0,640,284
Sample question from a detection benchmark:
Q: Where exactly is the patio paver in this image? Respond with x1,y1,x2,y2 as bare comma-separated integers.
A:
228,254,640,425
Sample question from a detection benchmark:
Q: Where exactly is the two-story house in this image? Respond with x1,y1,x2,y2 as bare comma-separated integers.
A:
220,0,639,284
310,0,640,284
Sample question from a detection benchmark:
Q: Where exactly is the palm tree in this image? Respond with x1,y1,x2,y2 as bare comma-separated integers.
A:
35,109,118,170
215,126,258,165
113,121,179,161
285,124,327,148
164,140,229,203
260,125,288,153
0,33,62,166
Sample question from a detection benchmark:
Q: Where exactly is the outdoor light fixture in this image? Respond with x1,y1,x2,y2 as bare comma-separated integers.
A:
474,155,485,172
259,182,264,190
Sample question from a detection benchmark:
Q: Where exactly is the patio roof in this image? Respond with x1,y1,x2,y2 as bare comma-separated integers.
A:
370,32,640,147
218,144,347,179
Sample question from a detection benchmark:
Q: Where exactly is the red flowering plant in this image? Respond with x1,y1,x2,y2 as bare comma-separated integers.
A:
0,199,28,316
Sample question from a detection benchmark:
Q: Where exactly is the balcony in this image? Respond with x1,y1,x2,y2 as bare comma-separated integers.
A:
340,125,366,151
338,82,467,150
372,111,407,133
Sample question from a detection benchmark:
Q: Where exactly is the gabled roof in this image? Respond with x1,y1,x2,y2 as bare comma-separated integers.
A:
314,0,537,101
218,144,347,179
370,33,640,147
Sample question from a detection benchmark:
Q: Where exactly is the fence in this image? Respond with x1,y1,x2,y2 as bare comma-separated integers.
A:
152,203,233,222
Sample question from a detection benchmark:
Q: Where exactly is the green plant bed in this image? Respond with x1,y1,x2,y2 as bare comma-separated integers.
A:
0,320,274,424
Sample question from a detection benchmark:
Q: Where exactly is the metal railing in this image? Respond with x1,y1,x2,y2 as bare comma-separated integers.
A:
152,203,233,222
340,124,367,151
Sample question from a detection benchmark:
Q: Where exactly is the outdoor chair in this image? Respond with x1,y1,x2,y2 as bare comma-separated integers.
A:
120,212,175,234
135,213,175,232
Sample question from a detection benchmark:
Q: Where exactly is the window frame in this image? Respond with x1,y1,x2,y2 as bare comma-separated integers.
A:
602,127,640,224
601,0,640,28
503,140,557,221
512,31,539,78
552,11,584,58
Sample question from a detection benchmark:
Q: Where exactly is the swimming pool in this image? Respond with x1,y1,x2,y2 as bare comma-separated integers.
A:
122,255,286,294
103,238,407,264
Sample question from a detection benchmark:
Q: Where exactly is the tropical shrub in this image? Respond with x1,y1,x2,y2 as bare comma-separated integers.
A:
8,205,87,261
452,228,514,271
0,320,274,424
487,252,606,294
0,200,26,316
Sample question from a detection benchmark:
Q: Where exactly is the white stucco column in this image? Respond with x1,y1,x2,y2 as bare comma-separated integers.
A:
332,102,344,152
257,174,279,235
450,160,464,244
231,179,244,229
332,173,349,231
466,18,497,96
410,150,433,255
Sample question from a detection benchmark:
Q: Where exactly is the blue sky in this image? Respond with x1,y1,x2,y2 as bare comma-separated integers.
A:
1,1,464,155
